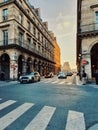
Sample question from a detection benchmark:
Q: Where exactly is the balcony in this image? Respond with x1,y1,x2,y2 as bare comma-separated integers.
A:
0,39,54,63
78,23,98,37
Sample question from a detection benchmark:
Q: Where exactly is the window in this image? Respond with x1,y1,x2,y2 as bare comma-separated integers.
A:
33,27,36,36
38,45,40,52
33,40,36,49
2,8,8,21
3,30,8,45
26,9,29,14
95,11,98,30
27,21,30,31
27,38,30,49
38,32,40,41
19,13,23,24
19,0,22,5
18,32,23,46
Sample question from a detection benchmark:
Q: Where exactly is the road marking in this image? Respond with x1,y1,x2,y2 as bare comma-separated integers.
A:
0,100,16,110
25,106,56,130
66,110,85,130
0,103,34,130
58,81,65,84
88,123,98,130
51,80,59,84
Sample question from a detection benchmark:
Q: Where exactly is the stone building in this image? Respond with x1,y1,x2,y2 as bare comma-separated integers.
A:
77,0,98,80
0,0,60,80
50,32,61,74
61,62,71,73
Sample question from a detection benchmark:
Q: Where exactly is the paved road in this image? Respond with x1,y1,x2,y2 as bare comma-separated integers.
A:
0,75,98,130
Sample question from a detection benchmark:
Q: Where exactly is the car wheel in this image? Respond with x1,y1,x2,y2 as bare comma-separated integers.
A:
20,81,23,83
38,77,40,81
32,78,34,83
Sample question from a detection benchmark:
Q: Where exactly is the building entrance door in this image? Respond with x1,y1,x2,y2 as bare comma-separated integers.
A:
91,43,98,77
0,53,10,80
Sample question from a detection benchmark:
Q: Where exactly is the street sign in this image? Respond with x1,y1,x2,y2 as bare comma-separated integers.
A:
82,59,87,65
11,64,17,69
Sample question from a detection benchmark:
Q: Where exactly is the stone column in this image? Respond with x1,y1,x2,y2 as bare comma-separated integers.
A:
10,54,18,80
22,60,27,75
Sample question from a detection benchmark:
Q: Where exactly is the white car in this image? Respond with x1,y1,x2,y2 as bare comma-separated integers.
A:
58,72,67,79
19,72,40,83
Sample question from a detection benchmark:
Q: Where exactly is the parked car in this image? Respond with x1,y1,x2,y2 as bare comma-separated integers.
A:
67,72,73,76
58,72,67,79
19,72,40,83
44,72,54,78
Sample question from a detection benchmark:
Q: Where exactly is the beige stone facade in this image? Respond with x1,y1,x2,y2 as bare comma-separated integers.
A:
77,0,98,80
50,32,61,74
0,0,60,80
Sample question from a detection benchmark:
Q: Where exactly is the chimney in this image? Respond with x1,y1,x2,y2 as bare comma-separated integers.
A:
35,8,41,17
43,21,48,29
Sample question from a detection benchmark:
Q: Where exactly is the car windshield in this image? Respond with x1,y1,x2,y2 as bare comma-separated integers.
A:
59,72,65,74
28,72,35,75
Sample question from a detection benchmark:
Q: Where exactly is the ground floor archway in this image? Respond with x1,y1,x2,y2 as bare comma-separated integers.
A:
0,53,10,80
91,43,98,77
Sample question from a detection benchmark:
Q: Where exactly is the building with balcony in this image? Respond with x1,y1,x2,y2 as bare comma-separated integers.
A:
0,0,60,80
77,0,98,80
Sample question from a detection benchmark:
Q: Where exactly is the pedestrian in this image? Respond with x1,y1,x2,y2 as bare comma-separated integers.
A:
18,72,21,80
94,70,98,85
0,71,5,81
82,70,87,85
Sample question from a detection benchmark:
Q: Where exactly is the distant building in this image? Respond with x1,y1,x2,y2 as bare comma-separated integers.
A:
61,62,71,73
50,32,61,74
77,0,98,80
0,0,60,80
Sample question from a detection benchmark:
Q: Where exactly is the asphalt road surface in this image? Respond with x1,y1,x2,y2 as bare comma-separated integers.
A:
0,75,98,130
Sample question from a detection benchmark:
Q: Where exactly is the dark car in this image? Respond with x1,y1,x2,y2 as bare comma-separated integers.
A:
44,72,54,78
58,72,67,79
19,72,40,83
67,72,73,76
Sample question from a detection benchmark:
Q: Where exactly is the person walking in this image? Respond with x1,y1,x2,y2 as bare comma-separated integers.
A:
82,70,87,85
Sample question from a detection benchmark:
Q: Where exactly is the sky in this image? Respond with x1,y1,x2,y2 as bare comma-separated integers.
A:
29,0,77,69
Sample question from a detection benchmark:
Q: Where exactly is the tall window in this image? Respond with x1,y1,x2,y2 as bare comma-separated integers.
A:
19,0,22,5
19,13,23,24
95,11,98,30
27,38,30,49
33,40,36,49
18,32,23,46
33,27,36,36
3,30,8,45
38,32,40,41
27,21,30,31
2,8,8,21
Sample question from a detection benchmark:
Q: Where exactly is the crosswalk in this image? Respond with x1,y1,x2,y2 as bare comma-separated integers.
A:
41,77,74,85
0,98,86,130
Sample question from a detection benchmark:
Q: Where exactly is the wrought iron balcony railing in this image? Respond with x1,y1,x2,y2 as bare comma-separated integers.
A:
0,39,54,62
79,23,98,34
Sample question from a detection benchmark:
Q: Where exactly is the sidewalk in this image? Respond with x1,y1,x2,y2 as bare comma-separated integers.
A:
75,75,97,86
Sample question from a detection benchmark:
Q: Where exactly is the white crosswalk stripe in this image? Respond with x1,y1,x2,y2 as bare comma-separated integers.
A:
0,100,16,110
0,99,86,130
66,110,85,130
0,103,34,130
25,106,56,130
